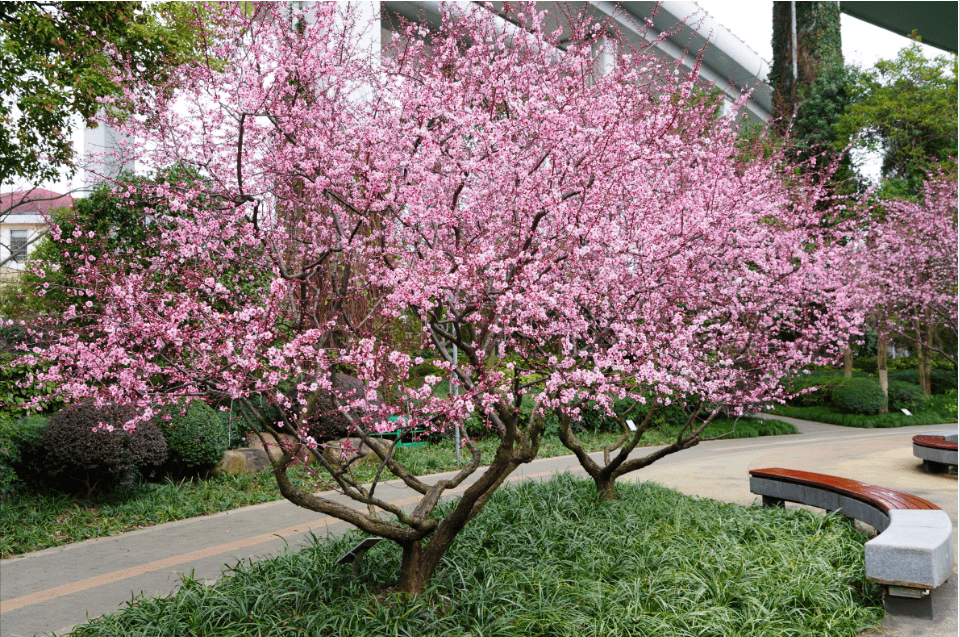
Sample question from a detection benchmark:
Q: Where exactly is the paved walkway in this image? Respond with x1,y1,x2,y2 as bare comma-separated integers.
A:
2,419,957,637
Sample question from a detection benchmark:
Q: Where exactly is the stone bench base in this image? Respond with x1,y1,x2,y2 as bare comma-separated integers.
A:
913,432,958,473
750,468,954,620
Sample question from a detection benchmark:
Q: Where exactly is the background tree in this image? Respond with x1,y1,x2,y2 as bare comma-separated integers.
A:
836,43,958,198
845,171,958,395
0,1,196,186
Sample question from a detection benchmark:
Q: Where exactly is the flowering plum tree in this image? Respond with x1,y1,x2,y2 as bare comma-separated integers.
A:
845,171,958,394
546,131,863,499
16,3,858,592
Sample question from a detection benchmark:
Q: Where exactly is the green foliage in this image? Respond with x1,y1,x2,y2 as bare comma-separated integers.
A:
0,2,199,184
831,377,887,414
784,369,868,406
926,389,958,421
0,354,63,419
772,404,952,428
40,403,167,496
889,368,957,395
0,413,47,495
836,43,958,192
771,1,844,128
66,476,883,637
853,357,878,374
155,399,229,470
885,380,925,411
1,166,211,319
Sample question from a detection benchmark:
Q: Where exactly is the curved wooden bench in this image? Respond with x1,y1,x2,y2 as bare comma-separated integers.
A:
749,467,954,620
913,433,958,473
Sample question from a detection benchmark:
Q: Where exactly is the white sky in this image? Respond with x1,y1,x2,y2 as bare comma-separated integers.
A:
693,0,948,71
32,2,957,194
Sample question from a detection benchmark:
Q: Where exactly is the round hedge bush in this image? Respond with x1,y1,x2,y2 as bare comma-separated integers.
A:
885,380,925,411
155,399,229,470
831,378,887,415
41,403,167,496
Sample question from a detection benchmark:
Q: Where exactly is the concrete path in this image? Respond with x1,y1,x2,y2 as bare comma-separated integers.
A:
2,419,957,637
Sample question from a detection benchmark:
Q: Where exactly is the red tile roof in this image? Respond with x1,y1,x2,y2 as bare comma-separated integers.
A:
1,188,74,216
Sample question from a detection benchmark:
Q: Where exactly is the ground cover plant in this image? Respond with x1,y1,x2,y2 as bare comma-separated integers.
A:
771,402,957,428
1,418,797,557
66,475,883,637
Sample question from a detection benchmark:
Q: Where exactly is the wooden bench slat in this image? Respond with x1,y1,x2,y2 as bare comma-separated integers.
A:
749,468,941,512
913,435,959,452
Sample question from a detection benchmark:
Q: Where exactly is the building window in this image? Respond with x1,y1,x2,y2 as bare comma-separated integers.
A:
10,229,28,263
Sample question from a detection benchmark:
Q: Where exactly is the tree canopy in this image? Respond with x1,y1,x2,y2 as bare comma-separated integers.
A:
837,43,958,196
0,1,196,185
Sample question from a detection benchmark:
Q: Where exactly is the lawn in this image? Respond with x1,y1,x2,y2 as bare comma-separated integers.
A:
65,474,884,637
1,418,796,557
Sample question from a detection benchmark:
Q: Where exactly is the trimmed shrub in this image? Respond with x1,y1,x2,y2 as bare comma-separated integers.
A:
885,381,925,411
155,400,228,470
831,378,887,415
41,404,167,497
889,369,957,395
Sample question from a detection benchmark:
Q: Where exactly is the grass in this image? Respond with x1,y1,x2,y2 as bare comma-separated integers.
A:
1,419,797,558
66,475,884,637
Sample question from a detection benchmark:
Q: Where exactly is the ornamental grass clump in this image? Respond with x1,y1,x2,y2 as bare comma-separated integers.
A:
68,475,883,637
41,403,166,498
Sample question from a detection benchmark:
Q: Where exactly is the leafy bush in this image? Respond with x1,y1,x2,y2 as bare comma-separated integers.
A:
889,369,957,395
155,400,229,470
772,404,952,428
926,389,958,421
0,355,63,421
831,377,887,414
0,414,48,495
785,371,847,406
885,380,925,411
41,404,167,497
853,357,878,374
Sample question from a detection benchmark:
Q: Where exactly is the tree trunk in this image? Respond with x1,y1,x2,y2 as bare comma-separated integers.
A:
395,540,441,596
916,320,933,396
843,346,853,378
920,343,933,396
594,474,618,502
877,332,888,412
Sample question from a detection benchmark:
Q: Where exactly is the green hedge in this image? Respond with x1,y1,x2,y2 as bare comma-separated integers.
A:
885,381,925,411
772,404,954,428
889,369,957,395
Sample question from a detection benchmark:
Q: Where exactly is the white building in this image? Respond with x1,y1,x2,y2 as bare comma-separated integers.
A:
0,189,73,277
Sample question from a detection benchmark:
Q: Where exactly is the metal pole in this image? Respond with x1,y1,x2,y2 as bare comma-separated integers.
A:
452,343,460,462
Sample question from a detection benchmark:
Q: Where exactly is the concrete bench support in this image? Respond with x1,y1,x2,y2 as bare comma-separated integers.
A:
749,468,954,620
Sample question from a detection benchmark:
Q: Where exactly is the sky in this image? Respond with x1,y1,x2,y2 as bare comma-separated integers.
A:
692,1,951,182
692,0,948,71
31,2,956,194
